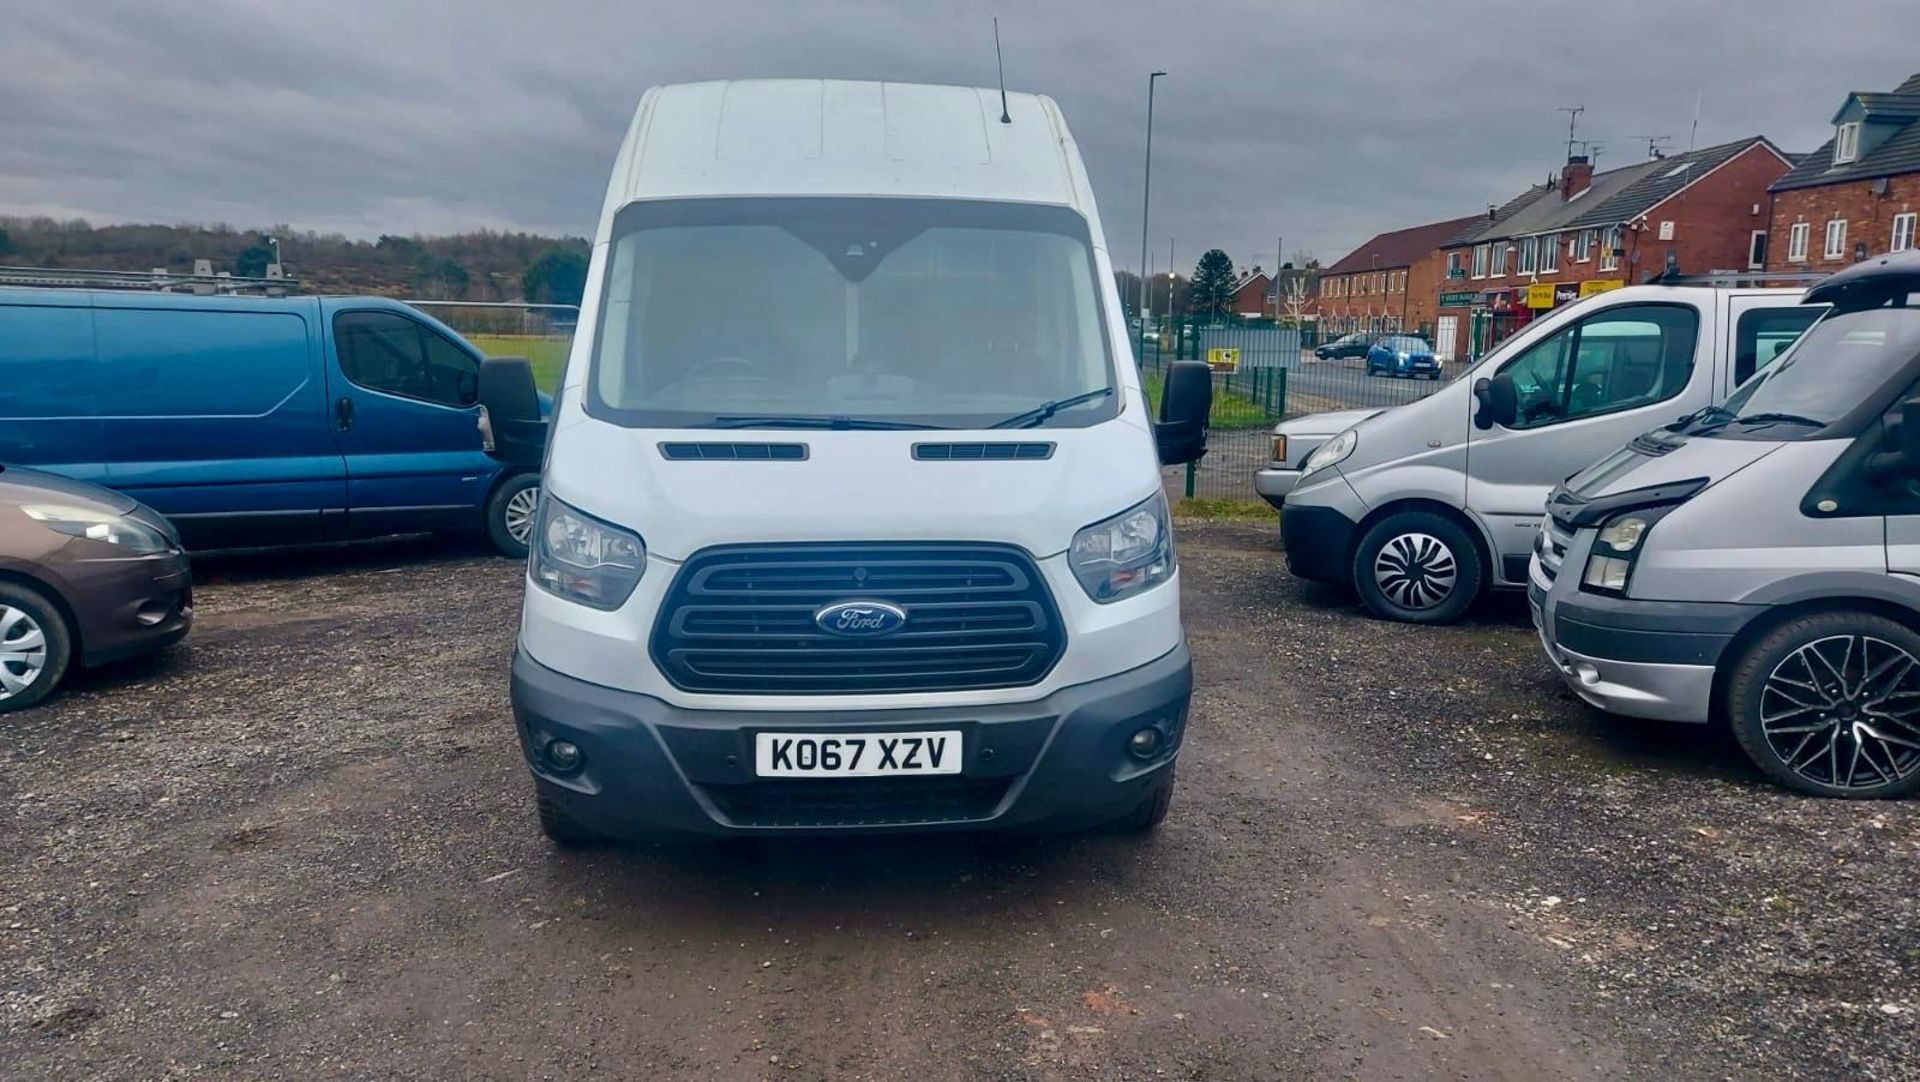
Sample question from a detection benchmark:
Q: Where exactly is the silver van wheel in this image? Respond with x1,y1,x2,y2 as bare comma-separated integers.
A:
0,604,49,700
1761,634,1920,792
503,485,540,545
1372,532,1457,611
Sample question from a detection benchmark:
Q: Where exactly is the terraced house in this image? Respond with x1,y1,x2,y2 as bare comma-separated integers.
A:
1315,215,1478,342
1433,137,1793,358
1766,72,1920,272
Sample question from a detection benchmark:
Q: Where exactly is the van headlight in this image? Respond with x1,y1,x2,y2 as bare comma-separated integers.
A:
1070,492,1174,603
1580,507,1673,595
1301,428,1357,477
23,505,173,555
530,495,646,610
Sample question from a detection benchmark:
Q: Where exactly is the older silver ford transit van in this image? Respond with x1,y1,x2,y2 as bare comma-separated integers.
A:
1533,252,1920,798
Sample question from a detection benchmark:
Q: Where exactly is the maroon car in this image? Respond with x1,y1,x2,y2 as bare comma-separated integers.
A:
0,466,191,712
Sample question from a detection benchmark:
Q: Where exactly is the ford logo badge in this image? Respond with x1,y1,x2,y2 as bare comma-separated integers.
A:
814,600,908,637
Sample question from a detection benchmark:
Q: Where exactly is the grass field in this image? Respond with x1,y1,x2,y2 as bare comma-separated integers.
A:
466,334,573,392
1141,368,1277,430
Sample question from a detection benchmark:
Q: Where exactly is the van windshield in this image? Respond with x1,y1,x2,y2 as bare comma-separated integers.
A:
587,198,1116,430
1708,302,1920,439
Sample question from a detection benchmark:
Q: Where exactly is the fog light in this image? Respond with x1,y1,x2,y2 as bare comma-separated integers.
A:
1127,726,1164,760
544,739,583,773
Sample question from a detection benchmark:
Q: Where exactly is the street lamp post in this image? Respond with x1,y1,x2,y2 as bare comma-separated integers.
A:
264,235,282,275
1137,71,1166,362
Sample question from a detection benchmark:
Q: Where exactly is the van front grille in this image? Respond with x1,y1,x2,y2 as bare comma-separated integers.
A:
652,543,1065,695
1537,521,1573,582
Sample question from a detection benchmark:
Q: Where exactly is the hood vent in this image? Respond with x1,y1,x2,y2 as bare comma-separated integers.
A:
913,442,1055,461
659,442,808,461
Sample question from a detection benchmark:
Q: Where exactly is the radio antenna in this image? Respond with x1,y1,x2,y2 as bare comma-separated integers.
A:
993,18,1011,124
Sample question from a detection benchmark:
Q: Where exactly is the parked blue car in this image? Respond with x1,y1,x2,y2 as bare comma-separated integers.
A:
1365,335,1442,380
0,289,548,556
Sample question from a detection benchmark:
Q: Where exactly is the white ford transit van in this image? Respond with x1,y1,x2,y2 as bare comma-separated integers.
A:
476,80,1212,843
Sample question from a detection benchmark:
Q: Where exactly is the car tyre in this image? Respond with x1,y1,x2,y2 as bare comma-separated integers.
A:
1352,511,1483,625
0,580,73,715
1113,770,1175,833
486,473,541,559
1725,611,1920,799
535,781,604,846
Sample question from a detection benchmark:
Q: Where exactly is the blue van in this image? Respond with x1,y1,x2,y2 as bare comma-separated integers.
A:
0,289,543,556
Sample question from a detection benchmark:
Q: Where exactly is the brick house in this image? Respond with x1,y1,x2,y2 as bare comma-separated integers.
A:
1230,268,1273,318
1766,72,1920,272
1433,136,1792,359
1317,215,1479,341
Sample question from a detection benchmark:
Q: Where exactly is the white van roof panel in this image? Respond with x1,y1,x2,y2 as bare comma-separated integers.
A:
615,80,1085,209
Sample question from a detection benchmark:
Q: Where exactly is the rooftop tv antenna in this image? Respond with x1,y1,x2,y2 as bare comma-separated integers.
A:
1557,105,1586,160
993,18,1011,124
1630,133,1673,160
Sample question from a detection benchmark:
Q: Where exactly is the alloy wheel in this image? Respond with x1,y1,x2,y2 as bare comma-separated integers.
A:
503,485,541,545
1372,532,1458,611
1760,634,1920,791
0,605,48,701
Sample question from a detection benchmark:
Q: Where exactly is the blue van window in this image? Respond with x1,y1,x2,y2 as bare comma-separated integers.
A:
334,310,478,407
0,304,94,421
93,308,310,417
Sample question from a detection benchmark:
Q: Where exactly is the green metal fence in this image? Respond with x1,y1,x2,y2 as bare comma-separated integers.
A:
1135,316,1453,503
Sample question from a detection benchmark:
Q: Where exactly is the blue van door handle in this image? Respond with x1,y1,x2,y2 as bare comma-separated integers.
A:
334,396,354,432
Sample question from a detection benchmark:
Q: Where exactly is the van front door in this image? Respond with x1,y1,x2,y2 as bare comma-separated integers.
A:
1466,300,1710,585
325,308,493,538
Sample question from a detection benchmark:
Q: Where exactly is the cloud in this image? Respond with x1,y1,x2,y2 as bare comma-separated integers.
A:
1,0,1913,269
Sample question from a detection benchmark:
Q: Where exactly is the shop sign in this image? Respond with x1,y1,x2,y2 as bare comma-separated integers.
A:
1579,278,1626,297
1524,283,1557,309
1438,290,1476,307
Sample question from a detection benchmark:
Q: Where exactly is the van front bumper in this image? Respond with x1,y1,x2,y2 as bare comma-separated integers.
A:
1254,465,1302,509
1529,576,1752,724
1280,500,1360,585
510,643,1192,838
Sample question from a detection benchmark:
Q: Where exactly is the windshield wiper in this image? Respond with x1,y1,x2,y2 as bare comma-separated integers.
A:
697,415,948,431
1674,404,1737,432
988,387,1116,430
1732,411,1826,429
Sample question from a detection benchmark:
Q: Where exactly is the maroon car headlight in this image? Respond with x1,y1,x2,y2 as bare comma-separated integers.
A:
23,505,173,555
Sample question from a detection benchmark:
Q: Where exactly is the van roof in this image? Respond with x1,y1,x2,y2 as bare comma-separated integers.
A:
608,80,1088,211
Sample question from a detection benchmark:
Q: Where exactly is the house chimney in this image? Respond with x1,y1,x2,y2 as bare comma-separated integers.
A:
1561,155,1594,201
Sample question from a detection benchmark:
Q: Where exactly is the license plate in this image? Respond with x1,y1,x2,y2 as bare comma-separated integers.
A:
754,731,962,778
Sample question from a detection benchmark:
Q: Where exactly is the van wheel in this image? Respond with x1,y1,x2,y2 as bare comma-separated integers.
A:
1352,511,1483,625
0,581,73,714
1725,611,1920,799
536,781,604,846
1113,771,1175,833
486,474,541,559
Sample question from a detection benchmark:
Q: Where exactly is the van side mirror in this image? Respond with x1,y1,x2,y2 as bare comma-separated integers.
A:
1473,374,1518,430
477,356,547,466
1154,360,1212,465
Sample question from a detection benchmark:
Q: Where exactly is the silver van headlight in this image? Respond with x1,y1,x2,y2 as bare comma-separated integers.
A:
531,495,646,610
1301,427,1357,477
1070,492,1174,603
1581,507,1674,595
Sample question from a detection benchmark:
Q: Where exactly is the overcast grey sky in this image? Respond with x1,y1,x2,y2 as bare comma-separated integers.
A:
1,0,1915,273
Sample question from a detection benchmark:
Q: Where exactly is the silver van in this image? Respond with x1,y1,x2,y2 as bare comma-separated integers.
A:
1281,284,1821,623
1533,252,1920,798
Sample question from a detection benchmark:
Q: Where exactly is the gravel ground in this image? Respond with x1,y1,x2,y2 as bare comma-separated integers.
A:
1,522,1915,1080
